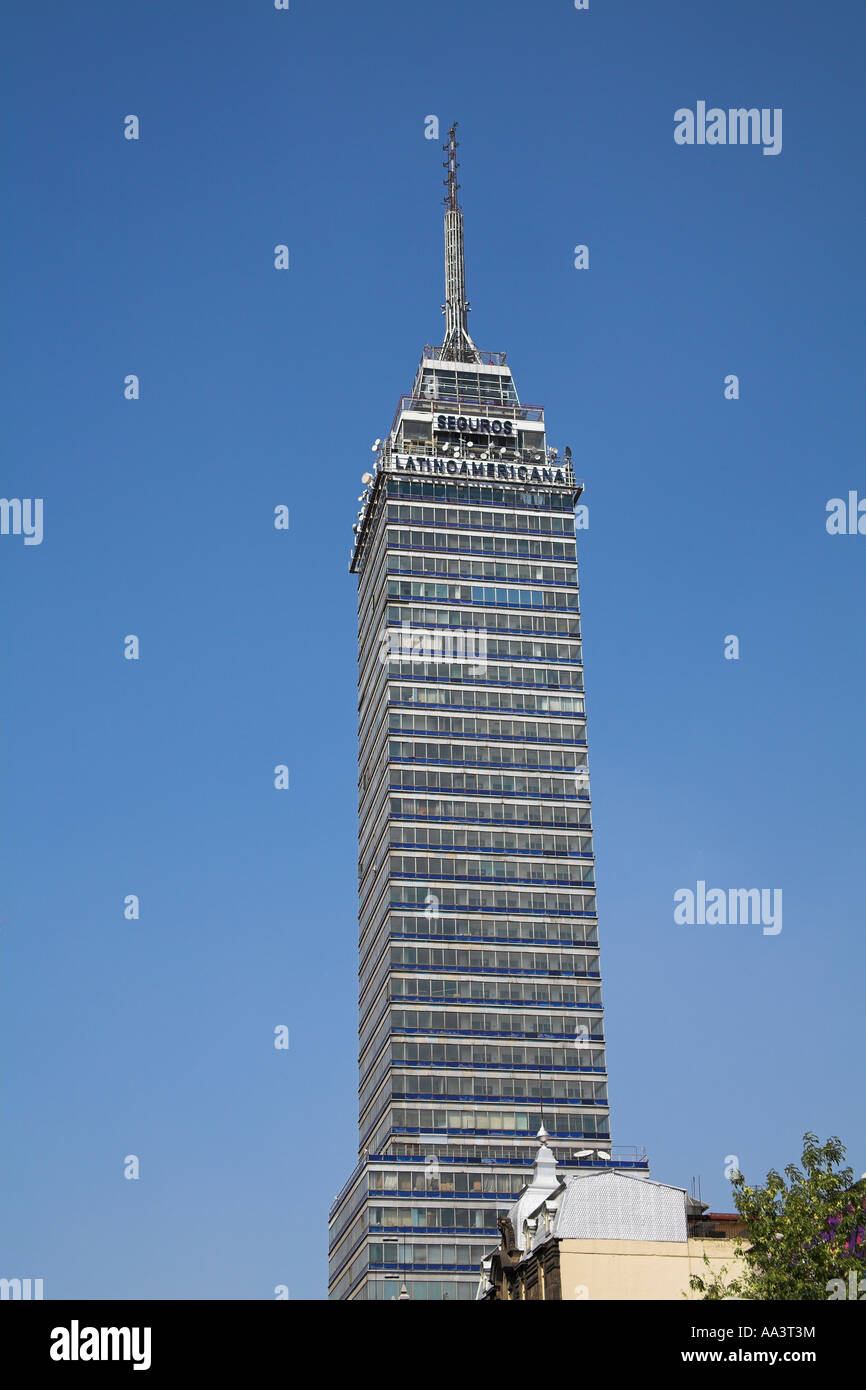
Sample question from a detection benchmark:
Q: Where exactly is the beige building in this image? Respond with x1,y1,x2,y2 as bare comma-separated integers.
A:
478,1129,746,1300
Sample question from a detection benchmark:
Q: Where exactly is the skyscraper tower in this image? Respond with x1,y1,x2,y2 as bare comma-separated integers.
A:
328,127,647,1301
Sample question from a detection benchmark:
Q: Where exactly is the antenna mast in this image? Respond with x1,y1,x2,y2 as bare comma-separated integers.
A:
441,124,481,363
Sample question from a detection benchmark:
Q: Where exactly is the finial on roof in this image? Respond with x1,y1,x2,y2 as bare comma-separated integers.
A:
440,123,481,364
443,121,460,212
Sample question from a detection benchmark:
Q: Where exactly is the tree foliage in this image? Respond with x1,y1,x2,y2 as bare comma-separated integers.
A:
690,1133,866,1300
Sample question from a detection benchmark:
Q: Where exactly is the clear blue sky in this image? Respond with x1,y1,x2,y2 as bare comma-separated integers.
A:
2,0,863,1299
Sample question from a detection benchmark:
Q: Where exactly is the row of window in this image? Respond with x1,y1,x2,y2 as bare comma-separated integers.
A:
392,885,597,915
388,686,585,717
390,1107,610,1137
389,1008,603,1039
388,852,593,886
392,1040,606,1071
389,946,597,974
386,553,578,585
388,713,585,745
390,1074,607,1103
391,769,588,800
368,1243,491,1270
389,740,586,772
390,978,602,1008
390,796,591,828
387,504,574,535
386,604,579,639
382,659,584,690
388,1141,595,1163
390,828,592,857
386,526,577,562
370,1169,523,1196
415,366,519,404
368,1205,495,1230
387,579,578,610
391,733,583,767
386,479,573,512
388,914,598,946
361,1279,475,1300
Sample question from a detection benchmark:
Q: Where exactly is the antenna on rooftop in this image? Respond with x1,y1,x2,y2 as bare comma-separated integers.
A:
441,124,481,364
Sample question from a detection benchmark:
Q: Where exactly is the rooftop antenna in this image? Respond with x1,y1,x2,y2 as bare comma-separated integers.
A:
441,124,481,364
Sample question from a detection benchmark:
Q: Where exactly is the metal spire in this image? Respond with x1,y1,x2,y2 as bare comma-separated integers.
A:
441,124,481,363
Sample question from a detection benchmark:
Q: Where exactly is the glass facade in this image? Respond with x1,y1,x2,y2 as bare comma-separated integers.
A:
328,347,648,1300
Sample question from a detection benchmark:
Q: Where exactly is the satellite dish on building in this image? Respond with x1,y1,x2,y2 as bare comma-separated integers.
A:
361,473,373,485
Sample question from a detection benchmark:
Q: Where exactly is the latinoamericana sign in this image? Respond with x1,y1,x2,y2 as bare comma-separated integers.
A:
390,452,571,486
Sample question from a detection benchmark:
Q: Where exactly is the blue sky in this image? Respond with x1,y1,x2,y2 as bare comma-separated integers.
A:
2,0,863,1299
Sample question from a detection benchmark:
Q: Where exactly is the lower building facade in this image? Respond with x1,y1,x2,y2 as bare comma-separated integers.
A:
478,1136,746,1301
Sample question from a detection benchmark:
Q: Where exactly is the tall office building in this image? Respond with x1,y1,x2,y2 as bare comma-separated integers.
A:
328,128,648,1301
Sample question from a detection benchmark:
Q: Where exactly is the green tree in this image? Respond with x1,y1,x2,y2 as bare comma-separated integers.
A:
690,1132,865,1300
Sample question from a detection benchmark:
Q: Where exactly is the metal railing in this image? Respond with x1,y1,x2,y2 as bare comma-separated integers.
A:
388,439,550,463
422,345,508,367
392,395,545,432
